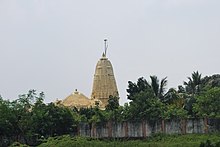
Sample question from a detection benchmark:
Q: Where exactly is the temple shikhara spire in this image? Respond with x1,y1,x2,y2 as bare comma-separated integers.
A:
57,40,119,109
91,39,119,108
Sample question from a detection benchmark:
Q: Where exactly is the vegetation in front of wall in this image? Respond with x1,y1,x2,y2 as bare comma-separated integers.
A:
9,142,29,147
37,134,220,147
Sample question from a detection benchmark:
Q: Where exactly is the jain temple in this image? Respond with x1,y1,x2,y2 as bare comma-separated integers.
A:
56,40,119,110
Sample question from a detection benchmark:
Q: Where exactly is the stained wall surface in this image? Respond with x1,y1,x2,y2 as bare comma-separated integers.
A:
78,118,220,138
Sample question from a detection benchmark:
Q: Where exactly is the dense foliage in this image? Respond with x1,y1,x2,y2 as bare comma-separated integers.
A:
124,72,220,120
1,72,220,146
37,134,220,147
0,90,78,146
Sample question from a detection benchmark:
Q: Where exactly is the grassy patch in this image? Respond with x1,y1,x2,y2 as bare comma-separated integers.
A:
35,134,220,147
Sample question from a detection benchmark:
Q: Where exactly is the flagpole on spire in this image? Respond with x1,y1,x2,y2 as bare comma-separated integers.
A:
104,39,108,57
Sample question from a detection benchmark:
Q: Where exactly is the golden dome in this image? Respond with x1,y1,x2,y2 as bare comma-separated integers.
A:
61,90,91,109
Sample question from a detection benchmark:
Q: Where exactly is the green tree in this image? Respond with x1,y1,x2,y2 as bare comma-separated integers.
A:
77,107,96,123
127,89,165,121
90,107,108,124
164,105,187,119
164,88,180,104
201,74,220,90
106,95,119,111
11,90,37,144
184,71,202,95
193,87,220,118
126,76,167,121
0,97,16,146
127,77,150,101
32,103,77,137
163,88,188,119
105,96,123,122
182,71,203,117
121,103,132,121
127,76,167,102
0,90,78,145
150,76,168,100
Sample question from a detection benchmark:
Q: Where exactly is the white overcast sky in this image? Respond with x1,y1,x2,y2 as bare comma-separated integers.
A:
0,0,220,105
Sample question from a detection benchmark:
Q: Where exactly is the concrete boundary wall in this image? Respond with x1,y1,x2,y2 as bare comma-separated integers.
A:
78,118,220,138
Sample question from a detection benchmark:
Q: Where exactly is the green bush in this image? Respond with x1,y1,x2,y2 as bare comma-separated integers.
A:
200,140,220,147
38,134,220,147
9,142,29,147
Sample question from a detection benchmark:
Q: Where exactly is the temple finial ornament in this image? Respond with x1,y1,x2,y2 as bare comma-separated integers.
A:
104,39,108,57
91,43,119,108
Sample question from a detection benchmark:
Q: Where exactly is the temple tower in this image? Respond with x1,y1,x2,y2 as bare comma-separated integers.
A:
91,40,119,108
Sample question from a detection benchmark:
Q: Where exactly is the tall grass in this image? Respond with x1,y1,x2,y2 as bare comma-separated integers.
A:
24,134,220,147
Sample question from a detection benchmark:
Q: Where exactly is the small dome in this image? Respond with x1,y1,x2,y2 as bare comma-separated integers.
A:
62,90,91,109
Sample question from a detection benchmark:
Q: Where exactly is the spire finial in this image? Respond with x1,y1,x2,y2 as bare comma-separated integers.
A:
104,39,108,57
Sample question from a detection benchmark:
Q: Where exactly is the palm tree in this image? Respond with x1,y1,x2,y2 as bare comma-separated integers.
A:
183,71,202,116
183,71,202,95
150,76,159,97
150,76,167,100
127,76,167,101
164,88,185,108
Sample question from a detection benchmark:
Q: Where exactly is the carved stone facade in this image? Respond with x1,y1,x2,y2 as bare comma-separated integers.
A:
91,54,119,108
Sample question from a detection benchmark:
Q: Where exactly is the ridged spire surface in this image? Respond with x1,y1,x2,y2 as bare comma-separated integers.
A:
91,55,119,108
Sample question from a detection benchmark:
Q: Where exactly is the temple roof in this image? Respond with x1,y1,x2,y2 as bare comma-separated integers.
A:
58,40,119,110
61,90,91,109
